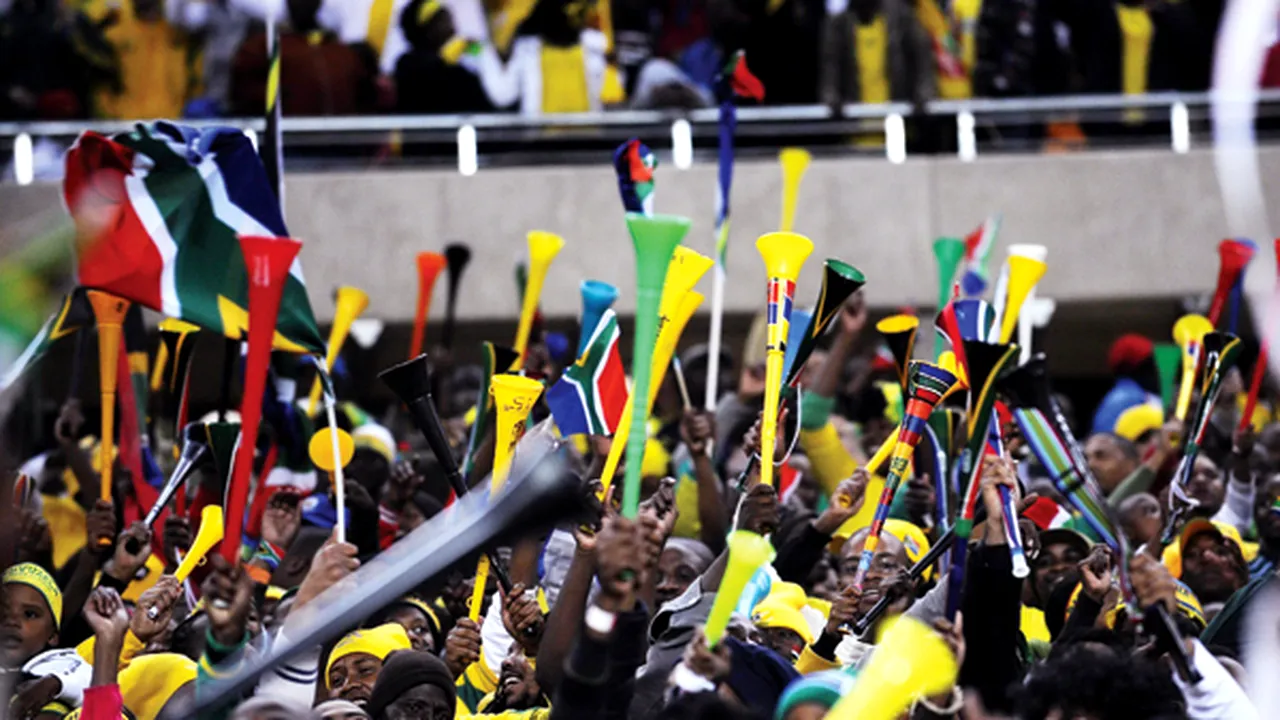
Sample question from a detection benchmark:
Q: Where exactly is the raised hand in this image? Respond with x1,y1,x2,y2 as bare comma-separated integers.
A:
131,575,182,643
1078,546,1114,603
161,515,192,571
594,514,642,608
502,583,545,654
735,483,779,536
294,530,359,610
814,471,869,535
54,399,85,446
824,584,861,636
83,586,130,644
201,555,255,646
444,617,482,677
104,521,151,583
261,491,302,549
85,499,117,561
680,409,716,456
683,627,731,683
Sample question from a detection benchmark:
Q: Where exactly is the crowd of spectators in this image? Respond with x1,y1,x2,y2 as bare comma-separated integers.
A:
0,0,1247,122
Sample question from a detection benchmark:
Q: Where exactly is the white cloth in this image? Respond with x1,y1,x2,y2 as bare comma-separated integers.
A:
1211,475,1255,536
22,649,93,708
315,0,413,75
256,620,321,706
1172,640,1259,720
480,588,515,673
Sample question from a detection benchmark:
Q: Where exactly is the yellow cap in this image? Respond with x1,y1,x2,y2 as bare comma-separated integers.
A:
3,562,62,629
325,623,412,684
1161,518,1249,579
1066,579,1205,631
642,436,671,479
119,653,196,720
1114,403,1163,442
750,581,816,645
883,519,933,581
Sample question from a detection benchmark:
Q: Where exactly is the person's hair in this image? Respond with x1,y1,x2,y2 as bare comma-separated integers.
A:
1094,432,1140,463
1016,643,1187,719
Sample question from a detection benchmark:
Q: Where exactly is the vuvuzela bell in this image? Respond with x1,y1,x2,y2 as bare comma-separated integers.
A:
997,247,1047,344
755,231,813,488
513,231,565,365
1172,314,1214,421
308,286,369,413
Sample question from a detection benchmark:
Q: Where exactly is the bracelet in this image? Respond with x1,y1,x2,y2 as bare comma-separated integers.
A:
916,686,963,715
584,604,617,635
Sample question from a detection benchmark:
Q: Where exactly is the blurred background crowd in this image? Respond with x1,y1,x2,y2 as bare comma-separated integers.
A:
0,0,1266,123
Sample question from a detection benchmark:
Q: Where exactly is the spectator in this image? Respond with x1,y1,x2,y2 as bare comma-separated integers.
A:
394,0,493,114
85,0,201,119
230,0,378,116
818,0,935,107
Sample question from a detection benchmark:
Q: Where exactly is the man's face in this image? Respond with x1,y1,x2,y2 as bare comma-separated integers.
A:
1254,476,1280,546
758,626,805,661
327,653,382,705
385,684,453,720
0,584,55,667
838,531,907,615
1120,493,1163,547
1181,532,1247,604
496,648,540,710
1085,434,1136,493
1186,456,1226,517
655,546,703,608
1031,539,1086,604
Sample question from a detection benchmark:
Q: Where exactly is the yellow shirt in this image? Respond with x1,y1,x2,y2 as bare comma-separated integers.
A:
80,0,196,119
854,16,890,105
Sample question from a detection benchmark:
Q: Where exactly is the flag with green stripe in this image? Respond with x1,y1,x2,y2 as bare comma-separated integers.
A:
63,121,323,354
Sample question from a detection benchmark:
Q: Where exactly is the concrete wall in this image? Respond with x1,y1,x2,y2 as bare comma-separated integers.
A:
1,145,1273,325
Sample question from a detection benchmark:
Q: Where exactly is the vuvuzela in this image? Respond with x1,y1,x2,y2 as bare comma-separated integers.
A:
469,374,544,621
410,252,445,360
307,286,369,413
513,231,565,366
755,231,813,487
223,235,302,561
86,290,130,504
620,214,690,517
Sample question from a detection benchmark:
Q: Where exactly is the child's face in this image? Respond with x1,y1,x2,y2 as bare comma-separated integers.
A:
0,585,56,666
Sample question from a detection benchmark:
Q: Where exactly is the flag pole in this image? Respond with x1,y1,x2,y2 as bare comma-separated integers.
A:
263,18,284,210
704,68,737,412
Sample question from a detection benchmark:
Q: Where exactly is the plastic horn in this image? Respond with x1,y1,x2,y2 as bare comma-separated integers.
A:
1240,348,1267,432
513,231,566,366
995,244,1048,344
934,301,966,368
777,148,810,232
124,431,209,556
1153,343,1182,413
1208,239,1255,327
1172,314,1214,422
876,314,919,392
598,290,704,498
620,214,690,516
378,354,514,592
469,374,544,621
852,362,962,590
733,260,866,489
462,343,521,477
409,252,446,360
223,235,302,562
158,318,201,439
578,280,620,357
704,530,776,647
174,504,224,583
786,260,867,385
756,231,814,487
86,290,130,505
825,616,958,720
307,286,369,414
443,243,472,350
932,237,965,311
1165,332,1243,542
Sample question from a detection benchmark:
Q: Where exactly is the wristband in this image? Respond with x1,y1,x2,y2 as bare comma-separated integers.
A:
917,686,963,714
584,604,617,635
670,662,717,694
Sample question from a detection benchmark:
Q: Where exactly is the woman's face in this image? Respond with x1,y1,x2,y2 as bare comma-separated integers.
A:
388,606,435,652
328,653,382,705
